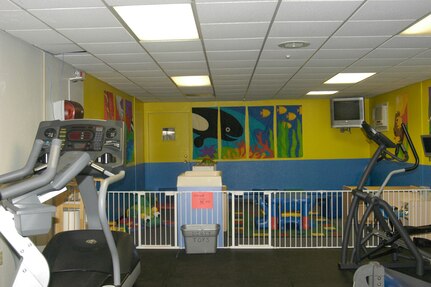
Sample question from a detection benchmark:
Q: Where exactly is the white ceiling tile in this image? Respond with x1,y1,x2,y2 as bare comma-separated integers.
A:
322,36,390,49
55,53,103,65
260,49,316,60
270,21,342,37
213,82,248,88
13,0,105,9
81,42,143,54
37,43,84,54
6,29,71,45
265,37,327,50
335,20,416,36
366,48,427,59
204,38,264,51
30,7,121,29
164,69,210,77
277,1,362,21
142,40,203,53
306,58,357,67
398,58,431,66
351,0,431,21
73,63,115,72
381,36,431,49
351,58,406,66
254,66,300,74
252,74,290,81
413,50,431,59
158,61,208,71
105,0,189,5
343,65,391,73
207,50,259,61
121,70,166,77
211,68,253,76
152,51,206,62
0,1,20,10
201,22,270,39
129,77,173,85
88,70,124,78
111,62,160,71
299,66,345,74
58,27,134,43
257,59,306,68
0,11,47,30
197,2,277,23
313,49,371,59
96,53,152,63
209,60,256,69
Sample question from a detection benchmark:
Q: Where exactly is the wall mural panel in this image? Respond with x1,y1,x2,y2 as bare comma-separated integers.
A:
125,99,135,164
104,90,115,120
248,106,275,159
220,107,246,159
394,94,408,157
277,105,303,158
192,107,219,160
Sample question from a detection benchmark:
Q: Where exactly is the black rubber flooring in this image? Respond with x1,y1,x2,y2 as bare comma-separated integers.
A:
135,249,356,287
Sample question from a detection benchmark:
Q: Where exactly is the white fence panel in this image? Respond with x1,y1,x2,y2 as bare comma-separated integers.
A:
105,188,431,250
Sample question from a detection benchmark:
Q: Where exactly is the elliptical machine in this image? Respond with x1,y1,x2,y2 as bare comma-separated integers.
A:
339,121,431,284
0,119,140,287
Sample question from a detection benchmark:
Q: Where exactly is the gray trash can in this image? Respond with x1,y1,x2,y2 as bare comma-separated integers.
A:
181,224,220,254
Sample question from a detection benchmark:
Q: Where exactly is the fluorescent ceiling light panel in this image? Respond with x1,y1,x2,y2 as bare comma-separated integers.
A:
114,4,199,41
172,76,211,87
306,91,338,96
401,14,431,35
324,73,375,84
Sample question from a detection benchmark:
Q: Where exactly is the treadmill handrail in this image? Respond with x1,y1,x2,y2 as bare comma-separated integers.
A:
0,139,61,200
97,170,125,287
0,139,44,184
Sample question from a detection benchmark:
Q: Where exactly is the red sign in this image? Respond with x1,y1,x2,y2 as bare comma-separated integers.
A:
192,192,214,209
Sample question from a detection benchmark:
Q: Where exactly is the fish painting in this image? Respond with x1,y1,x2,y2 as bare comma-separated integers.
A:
192,107,244,148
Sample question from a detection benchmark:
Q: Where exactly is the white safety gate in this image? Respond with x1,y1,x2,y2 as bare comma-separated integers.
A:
105,188,431,249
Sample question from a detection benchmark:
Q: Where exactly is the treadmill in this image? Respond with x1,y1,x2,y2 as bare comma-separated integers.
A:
1,119,140,287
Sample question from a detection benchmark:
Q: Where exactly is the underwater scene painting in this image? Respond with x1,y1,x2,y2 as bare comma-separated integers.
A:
248,106,275,159
220,107,246,159
125,99,135,164
192,107,219,160
277,105,303,158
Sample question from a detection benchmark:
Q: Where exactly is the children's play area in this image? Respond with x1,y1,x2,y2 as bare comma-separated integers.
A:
4,1,431,287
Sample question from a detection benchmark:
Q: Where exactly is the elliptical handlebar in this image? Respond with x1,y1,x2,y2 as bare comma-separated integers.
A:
402,123,419,172
361,121,418,169
0,139,62,201
0,139,44,184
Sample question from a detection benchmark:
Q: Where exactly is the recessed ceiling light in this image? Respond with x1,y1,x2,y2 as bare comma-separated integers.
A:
114,4,199,41
172,76,211,87
324,73,375,84
306,91,339,96
278,41,310,49
401,14,431,35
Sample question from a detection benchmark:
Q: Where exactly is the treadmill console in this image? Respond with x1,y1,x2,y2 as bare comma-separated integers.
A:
36,120,125,172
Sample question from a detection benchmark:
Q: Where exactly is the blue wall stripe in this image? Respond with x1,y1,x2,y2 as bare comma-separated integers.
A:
109,160,431,191
142,159,370,191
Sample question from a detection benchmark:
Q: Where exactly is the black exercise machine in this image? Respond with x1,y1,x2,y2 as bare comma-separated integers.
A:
0,119,140,287
339,121,431,285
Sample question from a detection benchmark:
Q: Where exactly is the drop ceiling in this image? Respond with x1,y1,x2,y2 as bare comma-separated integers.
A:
1,0,431,102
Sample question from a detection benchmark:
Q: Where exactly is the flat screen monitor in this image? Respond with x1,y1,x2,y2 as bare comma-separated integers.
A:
421,135,431,157
331,97,365,128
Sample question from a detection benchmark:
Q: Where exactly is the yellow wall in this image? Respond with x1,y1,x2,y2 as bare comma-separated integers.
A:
143,99,371,163
369,81,429,165
83,74,145,164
